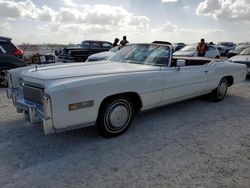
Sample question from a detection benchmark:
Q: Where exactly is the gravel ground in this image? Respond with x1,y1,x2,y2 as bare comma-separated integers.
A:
0,80,250,188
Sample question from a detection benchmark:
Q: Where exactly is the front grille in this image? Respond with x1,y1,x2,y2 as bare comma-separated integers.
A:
234,61,250,67
23,85,43,104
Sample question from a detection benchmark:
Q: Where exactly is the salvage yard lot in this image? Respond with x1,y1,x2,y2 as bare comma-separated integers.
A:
0,80,250,188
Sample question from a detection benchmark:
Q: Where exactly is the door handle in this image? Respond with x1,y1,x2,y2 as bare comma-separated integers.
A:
205,70,209,73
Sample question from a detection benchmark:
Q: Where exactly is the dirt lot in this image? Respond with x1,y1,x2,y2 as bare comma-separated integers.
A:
0,80,250,188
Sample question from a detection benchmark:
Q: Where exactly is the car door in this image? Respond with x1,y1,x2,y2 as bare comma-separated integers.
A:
160,63,209,105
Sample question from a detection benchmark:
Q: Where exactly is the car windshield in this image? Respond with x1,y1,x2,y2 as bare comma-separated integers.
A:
235,45,250,50
80,42,90,48
240,47,250,55
109,46,119,52
108,44,170,66
179,45,196,52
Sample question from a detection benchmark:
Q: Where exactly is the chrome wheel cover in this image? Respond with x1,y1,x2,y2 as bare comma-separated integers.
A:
217,80,227,99
104,100,132,133
109,105,129,128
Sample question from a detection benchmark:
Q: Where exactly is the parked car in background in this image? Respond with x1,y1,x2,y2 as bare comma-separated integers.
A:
86,46,119,62
0,36,26,87
227,43,250,58
6,43,246,137
29,53,55,65
173,43,220,58
173,43,186,52
216,42,235,56
56,40,112,62
229,47,250,75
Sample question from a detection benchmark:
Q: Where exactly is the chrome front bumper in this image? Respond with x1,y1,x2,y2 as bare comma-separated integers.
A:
6,88,55,135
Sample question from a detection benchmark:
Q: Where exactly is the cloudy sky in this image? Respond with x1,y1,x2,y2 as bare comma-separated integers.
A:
0,0,249,44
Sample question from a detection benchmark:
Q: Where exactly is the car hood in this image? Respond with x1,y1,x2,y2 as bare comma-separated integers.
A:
229,55,250,62
21,61,159,81
88,52,115,61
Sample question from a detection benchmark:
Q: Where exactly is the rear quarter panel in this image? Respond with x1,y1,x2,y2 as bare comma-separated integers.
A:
206,61,246,91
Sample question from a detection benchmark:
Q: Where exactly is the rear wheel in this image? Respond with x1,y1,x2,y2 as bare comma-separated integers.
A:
97,96,135,138
209,78,228,102
0,66,12,87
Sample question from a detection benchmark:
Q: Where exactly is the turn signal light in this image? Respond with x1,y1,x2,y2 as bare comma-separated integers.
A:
69,100,94,111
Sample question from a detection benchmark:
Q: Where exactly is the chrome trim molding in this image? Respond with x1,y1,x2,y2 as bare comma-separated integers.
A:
11,89,56,135
55,122,95,133
42,95,55,135
69,100,94,111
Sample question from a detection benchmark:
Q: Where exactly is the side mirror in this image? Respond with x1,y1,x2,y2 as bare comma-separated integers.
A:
176,59,186,71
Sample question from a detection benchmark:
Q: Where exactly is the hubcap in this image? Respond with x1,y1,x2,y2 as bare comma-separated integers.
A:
217,81,227,98
104,100,132,133
109,105,129,128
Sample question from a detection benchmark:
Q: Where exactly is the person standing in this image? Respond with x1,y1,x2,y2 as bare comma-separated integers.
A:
112,38,119,47
120,36,129,47
197,38,207,57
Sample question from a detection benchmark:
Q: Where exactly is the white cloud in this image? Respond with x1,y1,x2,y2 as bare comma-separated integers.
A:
0,1,149,44
128,16,150,29
0,21,12,35
150,21,225,43
0,0,236,44
55,4,150,31
57,7,81,22
5,17,17,22
183,5,191,10
0,0,22,18
161,0,178,2
38,5,56,21
0,0,56,21
63,0,77,7
152,21,178,32
83,5,129,25
196,0,250,22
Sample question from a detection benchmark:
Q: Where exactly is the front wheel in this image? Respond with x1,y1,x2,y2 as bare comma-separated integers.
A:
97,96,135,138
209,78,228,102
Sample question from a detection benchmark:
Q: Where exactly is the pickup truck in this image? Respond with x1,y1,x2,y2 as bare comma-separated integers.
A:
56,40,112,62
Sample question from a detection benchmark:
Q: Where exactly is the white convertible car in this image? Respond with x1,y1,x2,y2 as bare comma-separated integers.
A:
6,43,247,137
